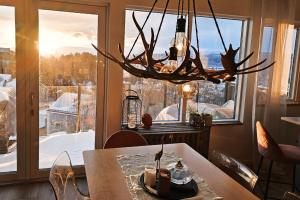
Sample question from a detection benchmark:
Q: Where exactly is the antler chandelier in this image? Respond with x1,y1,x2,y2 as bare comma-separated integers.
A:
92,0,275,84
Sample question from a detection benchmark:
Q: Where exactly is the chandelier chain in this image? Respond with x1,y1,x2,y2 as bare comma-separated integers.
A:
174,0,182,47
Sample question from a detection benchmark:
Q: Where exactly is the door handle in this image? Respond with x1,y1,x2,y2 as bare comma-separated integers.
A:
30,93,35,116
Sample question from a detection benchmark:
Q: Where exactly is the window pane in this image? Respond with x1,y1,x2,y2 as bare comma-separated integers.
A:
287,29,298,98
191,17,244,120
257,26,274,105
258,27,274,88
0,6,16,173
39,9,97,169
124,10,180,121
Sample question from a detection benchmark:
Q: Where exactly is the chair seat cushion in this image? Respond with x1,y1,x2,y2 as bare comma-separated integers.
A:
279,144,300,163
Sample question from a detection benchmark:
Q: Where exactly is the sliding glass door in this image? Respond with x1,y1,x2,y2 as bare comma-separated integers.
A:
0,0,106,182
0,0,28,182
30,1,106,177
38,9,98,169
0,5,17,174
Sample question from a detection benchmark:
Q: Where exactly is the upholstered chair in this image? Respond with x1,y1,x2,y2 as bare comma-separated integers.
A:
256,121,300,200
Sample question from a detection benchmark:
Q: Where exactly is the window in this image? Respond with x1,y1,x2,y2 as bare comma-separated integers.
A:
256,26,274,105
38,9,98,169
257,26,300,101
191,16,245,121
124,10,180,122
0,5,16,173
124,9,246,122
287,29,299,99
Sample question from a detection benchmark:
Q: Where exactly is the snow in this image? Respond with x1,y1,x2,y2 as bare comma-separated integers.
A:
0,130,95,172
155,100,235,121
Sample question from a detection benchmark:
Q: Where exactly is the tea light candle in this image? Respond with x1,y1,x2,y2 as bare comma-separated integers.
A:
144,167,156,188
128,114,136,129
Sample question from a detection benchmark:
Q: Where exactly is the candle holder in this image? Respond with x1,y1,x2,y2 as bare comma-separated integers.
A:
121,90,142,130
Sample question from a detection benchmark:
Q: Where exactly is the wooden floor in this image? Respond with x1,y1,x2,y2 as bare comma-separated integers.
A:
0,178,89,200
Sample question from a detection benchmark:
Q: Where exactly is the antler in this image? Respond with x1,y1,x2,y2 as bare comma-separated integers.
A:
92,12,275,85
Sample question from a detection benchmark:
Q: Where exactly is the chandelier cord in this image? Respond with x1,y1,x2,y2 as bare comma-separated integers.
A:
187,0,191,42
173,0,182,47
207,0,227,52
181,0,184,17
193,0,200,52
154,0,170,49
126,0,159,59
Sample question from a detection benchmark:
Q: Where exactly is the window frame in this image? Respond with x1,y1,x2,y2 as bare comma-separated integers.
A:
0,0,29,183
123,7,250,124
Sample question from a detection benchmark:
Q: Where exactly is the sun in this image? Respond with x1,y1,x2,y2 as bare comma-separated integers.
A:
39,39,58,56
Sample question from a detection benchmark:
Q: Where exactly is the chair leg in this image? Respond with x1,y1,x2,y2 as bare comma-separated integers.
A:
264,160,273,200
292,164,296,192
257,156,264,175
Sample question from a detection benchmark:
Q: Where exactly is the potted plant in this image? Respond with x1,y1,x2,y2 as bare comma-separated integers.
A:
202,113,213,127
187,106,203,128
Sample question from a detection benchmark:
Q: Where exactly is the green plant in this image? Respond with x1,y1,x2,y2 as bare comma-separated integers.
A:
201,113,212,117
187,105,199,115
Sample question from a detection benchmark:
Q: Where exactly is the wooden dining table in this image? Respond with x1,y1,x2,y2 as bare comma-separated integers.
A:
83,143,259,200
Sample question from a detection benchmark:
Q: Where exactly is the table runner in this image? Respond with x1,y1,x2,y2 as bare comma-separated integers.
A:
117,152,221,200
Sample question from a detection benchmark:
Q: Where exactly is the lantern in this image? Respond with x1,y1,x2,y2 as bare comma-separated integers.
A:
122,90,142,130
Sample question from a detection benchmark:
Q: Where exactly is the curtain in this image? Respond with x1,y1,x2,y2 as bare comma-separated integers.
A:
253,0,296,166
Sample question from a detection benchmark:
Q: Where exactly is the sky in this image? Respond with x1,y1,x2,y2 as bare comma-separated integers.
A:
1,5,243,57
125,10,243,56
39,9,98,56
0,6,15,50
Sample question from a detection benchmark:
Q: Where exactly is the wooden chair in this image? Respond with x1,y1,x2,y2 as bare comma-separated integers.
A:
256,121,300,200
49,151,90,200
210,150,258,192
104,130,148,149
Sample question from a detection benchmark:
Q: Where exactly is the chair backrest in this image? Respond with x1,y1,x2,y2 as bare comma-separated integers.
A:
283,192,300,200
104,130,148,149
49,151,85,200
210,150,258,192
256,121,282,159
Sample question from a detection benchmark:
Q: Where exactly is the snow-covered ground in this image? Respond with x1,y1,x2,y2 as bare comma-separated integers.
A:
0,130,95,172
155,100,235,121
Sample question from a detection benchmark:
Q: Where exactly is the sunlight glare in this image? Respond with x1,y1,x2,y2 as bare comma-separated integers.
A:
39,40,58,56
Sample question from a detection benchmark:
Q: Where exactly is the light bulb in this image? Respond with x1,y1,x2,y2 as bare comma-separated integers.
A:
170,17,188,57
160,46,178,73
178,82,197,99
183,84,191,93
160,60,177,73
170,33,188,57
